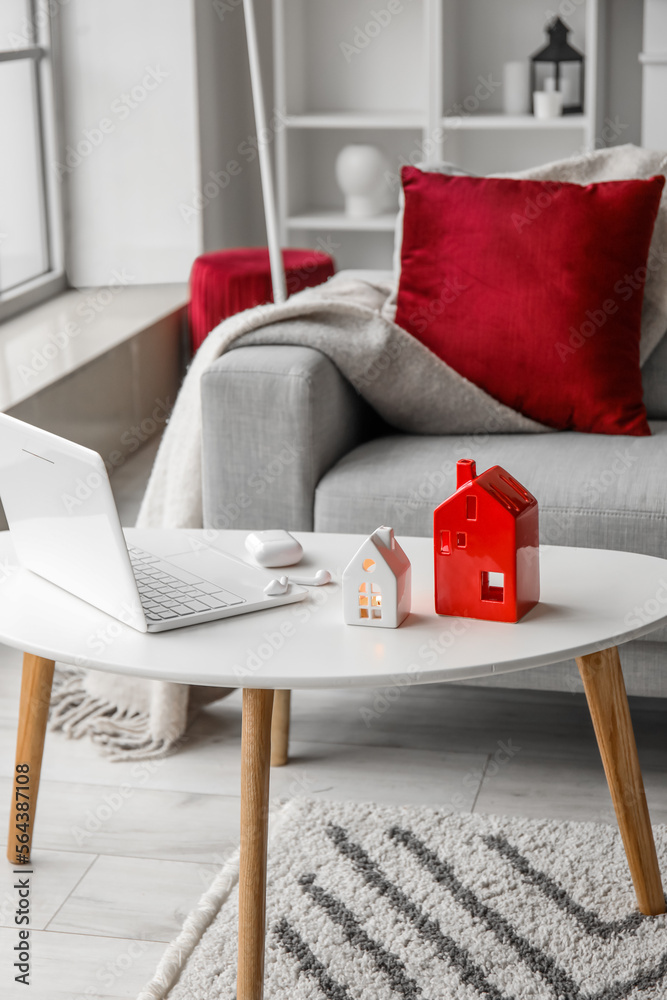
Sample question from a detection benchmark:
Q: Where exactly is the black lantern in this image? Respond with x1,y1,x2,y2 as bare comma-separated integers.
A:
530,17,584,115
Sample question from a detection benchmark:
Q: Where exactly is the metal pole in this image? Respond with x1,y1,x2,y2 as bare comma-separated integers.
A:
243,0,287,304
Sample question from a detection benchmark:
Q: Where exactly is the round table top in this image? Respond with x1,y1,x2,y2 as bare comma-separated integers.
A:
0,529,665,690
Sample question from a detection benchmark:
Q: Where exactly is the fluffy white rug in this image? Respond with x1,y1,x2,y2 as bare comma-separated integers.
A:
138,799,667,999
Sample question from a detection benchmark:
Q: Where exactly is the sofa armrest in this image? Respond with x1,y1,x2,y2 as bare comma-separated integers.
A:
201,344,373,531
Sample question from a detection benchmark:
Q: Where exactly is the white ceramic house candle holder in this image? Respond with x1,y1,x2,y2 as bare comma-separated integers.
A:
342,526,411,628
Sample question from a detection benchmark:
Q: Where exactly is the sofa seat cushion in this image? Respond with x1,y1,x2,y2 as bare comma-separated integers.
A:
315,422,667,558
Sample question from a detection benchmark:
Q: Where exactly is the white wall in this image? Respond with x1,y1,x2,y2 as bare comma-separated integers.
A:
192,0,268,251
57,0,203,286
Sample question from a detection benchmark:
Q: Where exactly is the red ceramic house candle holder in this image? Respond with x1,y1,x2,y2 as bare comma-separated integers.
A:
433,459,540,623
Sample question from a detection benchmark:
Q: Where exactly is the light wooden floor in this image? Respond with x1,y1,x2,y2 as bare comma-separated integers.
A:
1,438,666,998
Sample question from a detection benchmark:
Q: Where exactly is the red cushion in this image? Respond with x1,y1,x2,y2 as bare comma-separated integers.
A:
189,248,336,352
395,167,665,436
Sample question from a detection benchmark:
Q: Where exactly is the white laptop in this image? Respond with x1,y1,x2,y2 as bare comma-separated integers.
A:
0,414,307,633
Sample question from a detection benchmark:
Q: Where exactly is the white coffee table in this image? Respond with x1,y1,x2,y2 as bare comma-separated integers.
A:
3,529,667,1000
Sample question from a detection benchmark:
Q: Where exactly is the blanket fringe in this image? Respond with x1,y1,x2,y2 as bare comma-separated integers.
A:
49,667,178,761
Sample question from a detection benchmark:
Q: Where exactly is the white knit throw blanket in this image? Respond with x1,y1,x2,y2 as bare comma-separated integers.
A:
49,144,667,759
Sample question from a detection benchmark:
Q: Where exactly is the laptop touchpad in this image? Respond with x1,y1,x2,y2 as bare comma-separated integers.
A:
167,549,267,594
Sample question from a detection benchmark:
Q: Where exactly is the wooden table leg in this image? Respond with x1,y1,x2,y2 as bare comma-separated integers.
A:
6,654,55,866
237,688,274,1000
270,690,291,767
576,646,665,915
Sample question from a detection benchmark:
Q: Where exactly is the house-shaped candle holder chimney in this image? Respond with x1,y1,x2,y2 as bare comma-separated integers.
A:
433,459,539,623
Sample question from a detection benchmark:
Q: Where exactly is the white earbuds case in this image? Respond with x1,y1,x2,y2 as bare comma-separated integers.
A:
245,529,303,568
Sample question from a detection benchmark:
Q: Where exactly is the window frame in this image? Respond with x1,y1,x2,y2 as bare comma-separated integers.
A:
0,1,65,323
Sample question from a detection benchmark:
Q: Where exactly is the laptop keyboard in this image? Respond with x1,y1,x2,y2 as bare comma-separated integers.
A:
128,546,245,624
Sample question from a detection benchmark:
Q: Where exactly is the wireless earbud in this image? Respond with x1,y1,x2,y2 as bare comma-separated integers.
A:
263,569,332,596
289,569,332,586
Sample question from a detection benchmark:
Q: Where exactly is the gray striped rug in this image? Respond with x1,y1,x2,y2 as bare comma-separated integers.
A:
140,799,667,1000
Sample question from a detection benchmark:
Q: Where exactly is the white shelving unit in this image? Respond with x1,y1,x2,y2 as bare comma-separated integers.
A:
641,0,667,149
287,211,398,232
438,113,591,130
283,113,426,129
274,0,605,270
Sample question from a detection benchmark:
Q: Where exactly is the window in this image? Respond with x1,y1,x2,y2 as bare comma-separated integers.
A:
0,3,64,322
358,582,382,619
481,571,504,603
440,530,451,555
456,532,466,548
466,495,477,520
359,557,381,618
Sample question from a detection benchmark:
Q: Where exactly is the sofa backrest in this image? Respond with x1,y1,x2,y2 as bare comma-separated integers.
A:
643,334,667,420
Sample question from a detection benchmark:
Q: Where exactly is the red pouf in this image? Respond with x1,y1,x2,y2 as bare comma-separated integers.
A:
189,248,336,352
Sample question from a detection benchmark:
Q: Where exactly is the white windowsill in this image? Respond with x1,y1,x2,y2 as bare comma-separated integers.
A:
0,283,189,411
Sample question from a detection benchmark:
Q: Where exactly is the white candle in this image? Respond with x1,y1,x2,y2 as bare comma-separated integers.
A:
533,90,563,119
503,61,529,115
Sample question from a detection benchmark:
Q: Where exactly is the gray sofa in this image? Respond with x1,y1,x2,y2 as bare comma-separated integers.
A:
200,313,667,699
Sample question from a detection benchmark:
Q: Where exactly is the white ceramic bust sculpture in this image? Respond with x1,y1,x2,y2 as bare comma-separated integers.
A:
335,144,389,218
